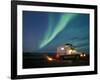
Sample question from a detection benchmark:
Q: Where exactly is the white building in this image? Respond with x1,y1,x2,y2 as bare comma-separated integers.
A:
56,44,79,58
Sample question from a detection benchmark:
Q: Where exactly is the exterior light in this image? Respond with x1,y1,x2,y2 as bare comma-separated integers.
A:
61,47,64,50
48,57,53,61
68,49,73,54
80,54,83,57
80,53,86,57
46,56,53,61
84,54,86,57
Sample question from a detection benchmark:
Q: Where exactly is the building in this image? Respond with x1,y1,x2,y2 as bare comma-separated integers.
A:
56,43,87,61
56,44,80,58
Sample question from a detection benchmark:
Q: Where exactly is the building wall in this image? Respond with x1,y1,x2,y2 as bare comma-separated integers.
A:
57,45,72,56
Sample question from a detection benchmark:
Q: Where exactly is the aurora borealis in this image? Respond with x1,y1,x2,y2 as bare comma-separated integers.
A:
23,11,89,53
39,13,77,49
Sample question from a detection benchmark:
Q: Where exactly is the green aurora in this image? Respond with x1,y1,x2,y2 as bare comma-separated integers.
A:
39,13,77,49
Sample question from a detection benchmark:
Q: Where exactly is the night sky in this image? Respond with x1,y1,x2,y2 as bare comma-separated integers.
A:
23,11,89,54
